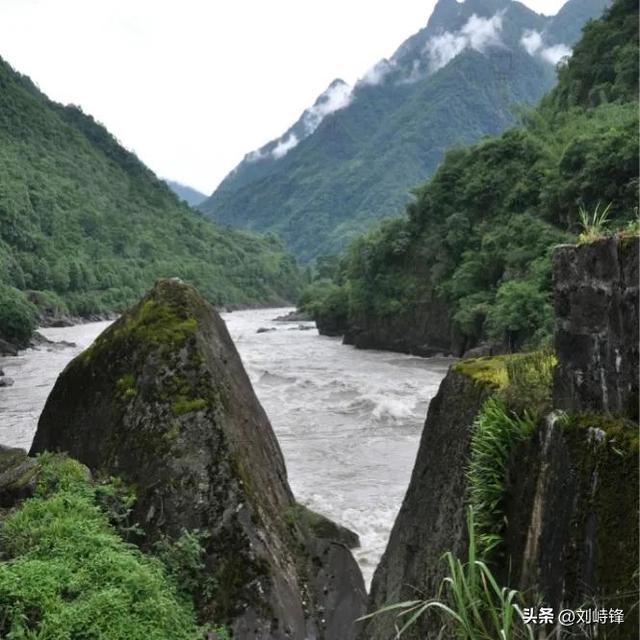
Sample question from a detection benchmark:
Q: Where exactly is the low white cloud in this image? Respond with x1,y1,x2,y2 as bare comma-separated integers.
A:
301,80,352,134
520,29,571,65
540,43,571,64
520,29,543,55
359,59,396,86
397,58,425,84
245,148,266,163
244,81,352,163
271,133,299,159
425,12,504,72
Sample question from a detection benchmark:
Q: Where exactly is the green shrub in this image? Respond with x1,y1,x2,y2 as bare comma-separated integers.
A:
486,281,553,352
24,289,69,319
0,454,206,640
154,529,210,599
0,284,37,345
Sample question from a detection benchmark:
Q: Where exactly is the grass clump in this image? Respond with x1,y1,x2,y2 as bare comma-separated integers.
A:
577,202,612,244
361,509,533,640
467,398,535,556
0,453,207,639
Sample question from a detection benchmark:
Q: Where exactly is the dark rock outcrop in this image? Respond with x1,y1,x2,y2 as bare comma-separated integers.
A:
343,298,463,357
0,339,18,357
315,309,349,338
30,279,366,639
316,294,467,356
553,235,639,419
273,310,312,322
0,446,39,509
503,411,638,630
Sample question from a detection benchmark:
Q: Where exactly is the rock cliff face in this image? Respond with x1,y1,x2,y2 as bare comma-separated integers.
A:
553,235,639,419
342,297,465,357
30,279,366,639
503,411,638,631
361,236,639,639
315,289,468,357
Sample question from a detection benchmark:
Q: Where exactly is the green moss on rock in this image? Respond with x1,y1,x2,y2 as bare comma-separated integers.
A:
77,279,203,369
453,355,510,389
171,397,208,416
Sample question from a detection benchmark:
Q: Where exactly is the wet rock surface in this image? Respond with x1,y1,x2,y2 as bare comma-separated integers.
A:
272,310,312,322
553,236,639,419
30,279,366,639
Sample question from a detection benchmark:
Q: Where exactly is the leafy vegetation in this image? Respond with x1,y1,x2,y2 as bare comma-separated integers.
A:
0,454,218,639
0,284,37,346
201,0,609,261
360,509,534,640
303,0,638,351
467,398,535,555
457,350,554,555
0,55,301,345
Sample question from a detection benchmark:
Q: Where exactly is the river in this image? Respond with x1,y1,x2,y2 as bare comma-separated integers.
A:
0,308,453,587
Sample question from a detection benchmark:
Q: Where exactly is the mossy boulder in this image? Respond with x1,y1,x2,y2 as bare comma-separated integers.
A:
30,279,366,639
0,446,39,509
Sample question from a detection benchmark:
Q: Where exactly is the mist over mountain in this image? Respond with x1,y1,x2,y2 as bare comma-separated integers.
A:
200,0,610,261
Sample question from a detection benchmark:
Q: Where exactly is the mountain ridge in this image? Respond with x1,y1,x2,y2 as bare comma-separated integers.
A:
0,55,300,345
199,0,609,261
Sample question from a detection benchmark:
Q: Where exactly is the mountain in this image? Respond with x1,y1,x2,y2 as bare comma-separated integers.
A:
0,56,300,346
165,180,207,206
302,0,638,356
199,0,610,261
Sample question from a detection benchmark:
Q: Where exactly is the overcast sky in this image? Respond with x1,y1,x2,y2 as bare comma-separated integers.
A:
0,0,566,194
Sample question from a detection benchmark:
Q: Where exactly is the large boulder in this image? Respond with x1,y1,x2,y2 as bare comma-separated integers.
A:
30,279,366,639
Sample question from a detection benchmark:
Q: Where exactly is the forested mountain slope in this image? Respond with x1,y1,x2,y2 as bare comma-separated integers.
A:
165,180,207,206
200,0,609,260
0,57,300,346
303,0,638,356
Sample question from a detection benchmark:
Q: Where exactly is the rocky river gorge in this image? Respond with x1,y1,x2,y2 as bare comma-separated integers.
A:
0,307,453,587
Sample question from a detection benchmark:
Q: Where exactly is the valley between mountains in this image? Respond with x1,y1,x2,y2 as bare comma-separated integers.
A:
0,0,638,638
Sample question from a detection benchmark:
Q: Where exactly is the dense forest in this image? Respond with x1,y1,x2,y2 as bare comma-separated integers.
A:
0,57,300,346
302,0,639,352
200,0,609,261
